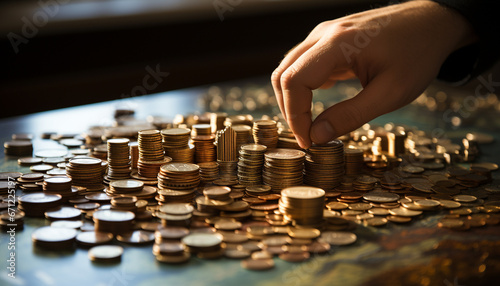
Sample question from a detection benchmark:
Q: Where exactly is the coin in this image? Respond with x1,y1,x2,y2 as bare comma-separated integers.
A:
76,231,114,247
319,231,357,245
32,226,77,250
241,258,275,271
88,245,123,262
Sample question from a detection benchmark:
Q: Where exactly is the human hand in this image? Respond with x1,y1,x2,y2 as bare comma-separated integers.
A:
272,0,476,148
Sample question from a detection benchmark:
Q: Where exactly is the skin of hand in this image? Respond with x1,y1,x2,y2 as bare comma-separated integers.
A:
271,0,477,149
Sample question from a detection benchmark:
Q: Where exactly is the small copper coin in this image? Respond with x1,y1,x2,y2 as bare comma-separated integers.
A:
241,258,275,271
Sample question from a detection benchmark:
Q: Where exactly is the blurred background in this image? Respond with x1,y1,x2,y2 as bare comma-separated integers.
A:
0,0,388,118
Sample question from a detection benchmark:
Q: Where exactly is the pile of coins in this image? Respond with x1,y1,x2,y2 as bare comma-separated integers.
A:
161,128,194,163
157,163,200,191
197,162,219,183
138,130,169,179
263,149,305,192
4,140,33,156
279,186,325,226
93,209,135,234
182,233,224,259
43,176,76,202
66,157,105,191
238,144,267,186
304,140,345,190
17,172,44,192
106,138,131,181
344,147,364,176
252,120,279,149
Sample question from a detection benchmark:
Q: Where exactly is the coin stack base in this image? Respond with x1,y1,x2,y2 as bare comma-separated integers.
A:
304,140,345,190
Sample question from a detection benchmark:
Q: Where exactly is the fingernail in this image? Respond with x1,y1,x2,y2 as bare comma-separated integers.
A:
311,120,335,144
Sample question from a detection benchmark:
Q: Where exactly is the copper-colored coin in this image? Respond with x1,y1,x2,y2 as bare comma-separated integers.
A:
88,245,123,262
241,258,275,271
279,251,310,262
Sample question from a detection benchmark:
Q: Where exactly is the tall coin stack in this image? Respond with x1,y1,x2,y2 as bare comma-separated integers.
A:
161,128,194,163
304,140,345,190
138,130,170,179
191,124,216,163
216,126,238,182
157,163,201,191
105,138,131,182
231,125,252,151
238,144,267,186
279,186,325,226
263,148,305,192
66,157,105,190
252,120,279,149
344,147,364,176
197,162,219,183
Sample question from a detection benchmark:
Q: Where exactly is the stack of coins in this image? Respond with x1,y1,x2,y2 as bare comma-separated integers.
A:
66,158,105,190
17,173,44,192
156,203,194,227
191,124,212,136
192,135,216,163
138,130,170,179
32,226,77,250
182,232,224,259
107,179,144,195
91,144,108,160
263,149,305,192
106,138,131,181
232,125,252,151
110,196,138,212
156,188,197,204
4,140,33,156
161,128,194,163
197,162,219,183
344,147,364,176
304,140,345,190
43,176,76,202
18,193,63,217
279,186,325,226
238,144,267,186
130,142,139,169
93,209,135,234
153,241,190,264
217,161,238,183
252,120,279,149
157,163,200,191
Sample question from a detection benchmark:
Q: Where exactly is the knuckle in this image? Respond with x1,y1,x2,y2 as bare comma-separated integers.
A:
280,66,299,90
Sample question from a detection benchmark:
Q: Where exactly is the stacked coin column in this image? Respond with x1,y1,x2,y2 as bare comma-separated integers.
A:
66,157,105,191
191,124,216,163
344,147,364,176
237,144,267,186
304,140,345,190
216,126,238,183
105,138,131,182
279,186,325,227
137,130,171,180
252,120,279,149
263,149,305,192
161,128,194,163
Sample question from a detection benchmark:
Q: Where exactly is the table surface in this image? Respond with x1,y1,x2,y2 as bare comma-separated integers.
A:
1,77,500,286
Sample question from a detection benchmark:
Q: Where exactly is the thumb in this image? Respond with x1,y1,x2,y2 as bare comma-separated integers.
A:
310,72,413,144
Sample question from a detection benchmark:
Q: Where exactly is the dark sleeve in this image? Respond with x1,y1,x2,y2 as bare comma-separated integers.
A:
430,0,500,84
